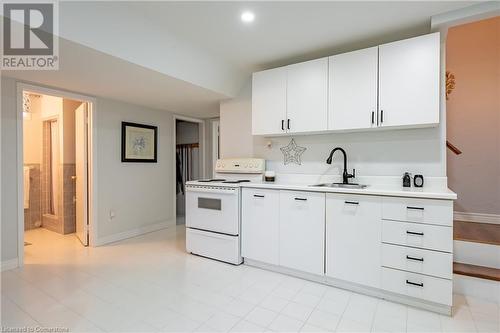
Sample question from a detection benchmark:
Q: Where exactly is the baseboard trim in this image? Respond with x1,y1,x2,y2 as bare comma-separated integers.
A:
454,274,500,304
454,212,500,225
1,258,19,272
244,259,452,315
94,220,174,246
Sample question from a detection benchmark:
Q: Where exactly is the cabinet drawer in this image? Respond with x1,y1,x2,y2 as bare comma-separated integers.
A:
382,220,452,253
381,267,452,306
382,197,453,226
382,243,452,279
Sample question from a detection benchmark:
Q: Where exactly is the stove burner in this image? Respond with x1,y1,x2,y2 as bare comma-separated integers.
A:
197,179,226,182
222,180,251,184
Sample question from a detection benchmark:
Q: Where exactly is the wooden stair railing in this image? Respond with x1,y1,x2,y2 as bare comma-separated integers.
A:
446,140,462,155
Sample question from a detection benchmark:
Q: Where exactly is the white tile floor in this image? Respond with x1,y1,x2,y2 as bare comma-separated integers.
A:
1,226,499,332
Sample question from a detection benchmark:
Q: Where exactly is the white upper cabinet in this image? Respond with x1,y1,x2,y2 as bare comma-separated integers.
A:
378,32,440,128
252,32,440,135
286,58,328,133
252,67,287,135
329,47,378,130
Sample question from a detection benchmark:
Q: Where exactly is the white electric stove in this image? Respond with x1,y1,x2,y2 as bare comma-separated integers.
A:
185,158,265,264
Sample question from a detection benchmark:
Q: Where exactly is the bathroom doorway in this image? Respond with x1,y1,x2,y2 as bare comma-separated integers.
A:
19,84,95,266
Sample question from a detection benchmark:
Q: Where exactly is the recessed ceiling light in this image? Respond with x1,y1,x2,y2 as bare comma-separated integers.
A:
241,11,255,23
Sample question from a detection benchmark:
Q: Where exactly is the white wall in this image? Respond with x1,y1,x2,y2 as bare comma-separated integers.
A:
96,98,174,239
220,81,260,159
1,77,19,262
220,78,446,178
1,76,175,263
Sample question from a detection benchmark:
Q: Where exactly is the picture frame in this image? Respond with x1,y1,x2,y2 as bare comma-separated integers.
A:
121,122,158,163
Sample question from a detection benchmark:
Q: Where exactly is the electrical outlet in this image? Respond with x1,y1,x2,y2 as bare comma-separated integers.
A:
109,210,116,221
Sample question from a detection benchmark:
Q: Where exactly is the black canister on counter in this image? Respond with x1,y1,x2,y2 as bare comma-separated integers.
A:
403,172,412,188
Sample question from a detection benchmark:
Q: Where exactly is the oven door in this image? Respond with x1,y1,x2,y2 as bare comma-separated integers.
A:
185,185,239,235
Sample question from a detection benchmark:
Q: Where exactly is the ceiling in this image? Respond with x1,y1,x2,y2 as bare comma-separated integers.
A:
136,1,477,71
4,38,225,117
2,1,479,117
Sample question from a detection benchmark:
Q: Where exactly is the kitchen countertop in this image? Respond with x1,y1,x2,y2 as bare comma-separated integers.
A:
241,181,457,200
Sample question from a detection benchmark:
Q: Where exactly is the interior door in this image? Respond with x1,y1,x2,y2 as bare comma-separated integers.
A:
75,103,89,246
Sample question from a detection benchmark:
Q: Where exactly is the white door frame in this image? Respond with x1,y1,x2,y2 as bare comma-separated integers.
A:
172,114,205,221
16,82,97,267
211,119,220,178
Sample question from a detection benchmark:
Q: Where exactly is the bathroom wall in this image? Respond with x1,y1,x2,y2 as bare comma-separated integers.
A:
23,94,43,230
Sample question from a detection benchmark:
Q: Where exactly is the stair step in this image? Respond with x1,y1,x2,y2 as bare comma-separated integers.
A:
454,220,500,246
453,262,500,281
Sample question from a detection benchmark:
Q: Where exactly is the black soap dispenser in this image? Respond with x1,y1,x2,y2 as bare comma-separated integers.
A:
403,172,412,188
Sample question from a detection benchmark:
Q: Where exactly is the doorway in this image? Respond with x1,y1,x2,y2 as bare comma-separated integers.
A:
19,84,95,266
175,118,203,225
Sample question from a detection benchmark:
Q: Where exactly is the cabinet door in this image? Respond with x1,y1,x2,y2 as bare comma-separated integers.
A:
279,191,325,275
286,58,328,133
326,194,382,288
378,32,440,128
241,188,280,265
329,47,378,130
252,67,287,135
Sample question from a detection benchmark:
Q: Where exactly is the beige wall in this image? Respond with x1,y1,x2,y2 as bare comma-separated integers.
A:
23,96,42,164
62,99,80,164
446,17,500,215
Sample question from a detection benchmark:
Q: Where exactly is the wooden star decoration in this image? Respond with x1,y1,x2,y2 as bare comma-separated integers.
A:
280,139,306,165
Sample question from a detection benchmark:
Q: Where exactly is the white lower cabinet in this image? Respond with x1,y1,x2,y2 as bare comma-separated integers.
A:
326,194,382,288
381,243,453,279
279,191,325,275
241,187,454,313
381,267,452,306
241,188,280,265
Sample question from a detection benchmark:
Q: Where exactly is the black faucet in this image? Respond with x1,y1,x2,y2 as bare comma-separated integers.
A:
326,147,355,184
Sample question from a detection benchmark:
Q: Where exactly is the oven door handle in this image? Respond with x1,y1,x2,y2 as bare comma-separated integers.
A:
186,186,238,195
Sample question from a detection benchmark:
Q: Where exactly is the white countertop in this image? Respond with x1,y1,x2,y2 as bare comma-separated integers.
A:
241,178,457,200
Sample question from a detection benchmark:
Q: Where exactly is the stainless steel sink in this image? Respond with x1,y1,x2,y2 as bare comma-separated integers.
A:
310,183,368,189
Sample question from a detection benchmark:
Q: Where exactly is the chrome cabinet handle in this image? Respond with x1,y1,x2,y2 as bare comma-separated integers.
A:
406,231,424,236
406,255,424,262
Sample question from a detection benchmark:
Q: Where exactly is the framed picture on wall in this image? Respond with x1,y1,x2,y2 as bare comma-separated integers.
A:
121,122,158,163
